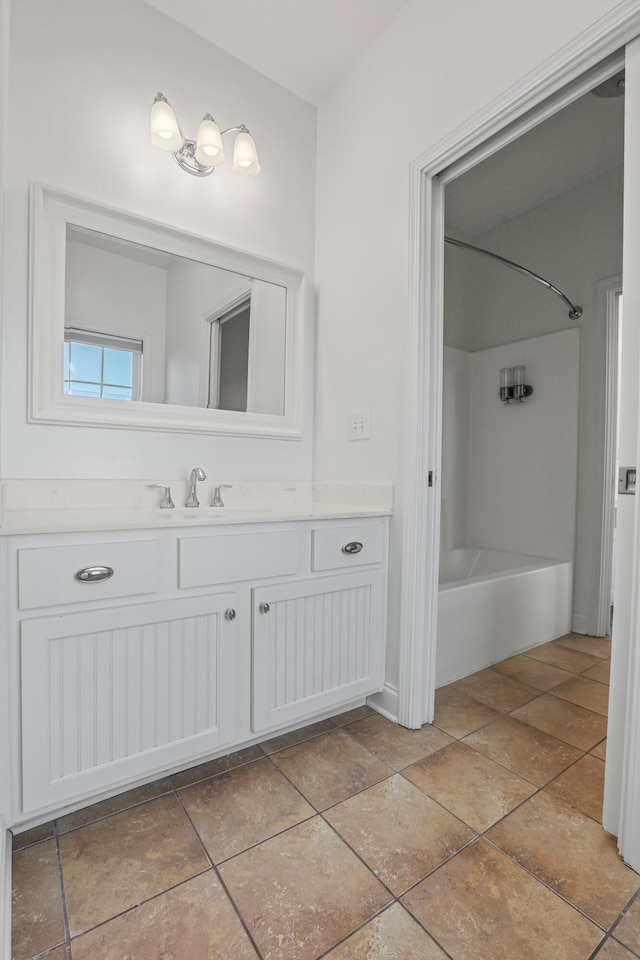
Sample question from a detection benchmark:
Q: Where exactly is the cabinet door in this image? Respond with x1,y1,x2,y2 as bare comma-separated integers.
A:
252,571,385,733
21,593,237,814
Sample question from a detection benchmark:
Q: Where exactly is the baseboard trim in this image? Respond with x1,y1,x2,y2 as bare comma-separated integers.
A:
0,821,10,960
367,682,399,723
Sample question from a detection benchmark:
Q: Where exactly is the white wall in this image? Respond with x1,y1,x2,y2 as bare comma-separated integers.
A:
314,0,626,689
468,330,580,559
443,332,580,563
1,0,316,480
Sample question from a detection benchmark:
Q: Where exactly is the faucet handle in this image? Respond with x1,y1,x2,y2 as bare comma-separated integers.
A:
212,484,232,507
149,484,175,509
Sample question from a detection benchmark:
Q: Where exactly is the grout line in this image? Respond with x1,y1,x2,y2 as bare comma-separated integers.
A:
54,831,71,956
172,790,266,960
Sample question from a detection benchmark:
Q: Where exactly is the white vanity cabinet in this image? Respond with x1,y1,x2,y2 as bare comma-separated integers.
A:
6,515,388,822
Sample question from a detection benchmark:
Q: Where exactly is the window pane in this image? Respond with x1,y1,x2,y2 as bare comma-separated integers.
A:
69,342,102,383
102,385,132,400
103,348,133,388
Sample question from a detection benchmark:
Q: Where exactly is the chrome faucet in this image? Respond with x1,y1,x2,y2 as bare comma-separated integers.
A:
185,467,207,507
211,484,232,507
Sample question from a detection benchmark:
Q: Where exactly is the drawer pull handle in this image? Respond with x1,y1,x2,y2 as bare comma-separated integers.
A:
225,608,236,621
259,602,270,614
342,541,363,555
75,566,114,584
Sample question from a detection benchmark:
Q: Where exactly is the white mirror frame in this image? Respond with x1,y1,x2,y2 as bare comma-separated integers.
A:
29,183,305,439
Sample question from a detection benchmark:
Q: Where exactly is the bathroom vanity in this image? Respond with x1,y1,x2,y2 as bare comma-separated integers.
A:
0,488,390,827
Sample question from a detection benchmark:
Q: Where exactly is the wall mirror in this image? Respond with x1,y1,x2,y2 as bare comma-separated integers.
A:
29,184,305,438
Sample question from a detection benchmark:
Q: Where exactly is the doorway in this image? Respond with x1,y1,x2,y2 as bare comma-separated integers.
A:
399,27,640,872
437,80,623,687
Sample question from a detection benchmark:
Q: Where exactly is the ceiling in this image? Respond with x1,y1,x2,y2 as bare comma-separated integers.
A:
142,0,410,105
444,81,625,237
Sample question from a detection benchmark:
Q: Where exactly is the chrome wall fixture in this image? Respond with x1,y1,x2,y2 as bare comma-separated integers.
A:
150,93,260,178
500,365,533,403
445,237,582,320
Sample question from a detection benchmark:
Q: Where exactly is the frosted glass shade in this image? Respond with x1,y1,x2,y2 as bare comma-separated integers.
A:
195,116,225,167
232,131,261,175
150,97,184,153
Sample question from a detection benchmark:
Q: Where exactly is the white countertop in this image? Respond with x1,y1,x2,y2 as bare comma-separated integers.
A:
0,480,393,535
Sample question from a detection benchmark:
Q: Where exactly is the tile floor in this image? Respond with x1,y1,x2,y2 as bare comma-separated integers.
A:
11,631,640,960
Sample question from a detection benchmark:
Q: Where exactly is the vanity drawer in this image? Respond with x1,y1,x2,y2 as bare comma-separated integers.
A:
179,529,302,588
18,540,159,609
311,522,384,571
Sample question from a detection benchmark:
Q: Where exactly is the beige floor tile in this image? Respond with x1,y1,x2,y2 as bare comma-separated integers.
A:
524,640,600,673
491,654,574,691
403,839,602,960
544,754,605,822
270,729,391,810
324,902,448,959
59,794,209,936
56,777,174,834
325,774,474,895
583,659,611,684
452,669,539,712
70,870,257,960
346,713,453,770
487,791,640,928
592,738,607,760
179,757,314,863
463,715,583,786
332,705,376,726
512,693,608,750
554,633,612,660
12,839,66,960
219,816,391,960
433,685,501,738
40,948,67,960
403,741,536,832
259,719,336,754
11,821,55,851
613,893,640,955
593,940,638,959
551,675,610,717
170,745,263,789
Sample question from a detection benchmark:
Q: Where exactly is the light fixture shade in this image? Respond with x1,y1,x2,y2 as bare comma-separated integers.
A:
232,130,261,175
195,115,225,167
150,95,184,153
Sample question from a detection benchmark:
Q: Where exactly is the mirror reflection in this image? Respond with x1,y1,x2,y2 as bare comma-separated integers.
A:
64,225,287,415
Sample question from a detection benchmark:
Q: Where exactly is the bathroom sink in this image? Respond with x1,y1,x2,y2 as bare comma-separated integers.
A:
160,506,273,520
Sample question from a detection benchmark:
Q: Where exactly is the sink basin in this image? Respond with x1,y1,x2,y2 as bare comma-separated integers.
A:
160,506,273,520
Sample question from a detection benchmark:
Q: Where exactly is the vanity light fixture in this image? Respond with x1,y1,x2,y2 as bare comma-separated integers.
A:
150,93,261,178
500,365,533,403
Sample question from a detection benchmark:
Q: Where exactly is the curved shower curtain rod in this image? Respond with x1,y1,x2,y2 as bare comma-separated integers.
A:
444,236,583,320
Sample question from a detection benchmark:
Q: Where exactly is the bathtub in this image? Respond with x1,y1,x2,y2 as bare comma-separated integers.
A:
436,547,573,687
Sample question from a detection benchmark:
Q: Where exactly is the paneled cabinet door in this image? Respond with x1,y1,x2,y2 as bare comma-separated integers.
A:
252,570,385,733
20,593,237,814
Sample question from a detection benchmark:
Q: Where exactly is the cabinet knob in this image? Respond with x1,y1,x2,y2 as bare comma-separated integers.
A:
75,566,114,584
259,602,270,614
225,608,236,621
342,541,363,555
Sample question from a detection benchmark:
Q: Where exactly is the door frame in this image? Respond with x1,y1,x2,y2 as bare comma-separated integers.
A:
597,274,623,637
399,1,640,867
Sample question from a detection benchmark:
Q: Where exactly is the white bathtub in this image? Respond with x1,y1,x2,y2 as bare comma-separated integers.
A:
436,547,573,687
